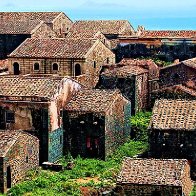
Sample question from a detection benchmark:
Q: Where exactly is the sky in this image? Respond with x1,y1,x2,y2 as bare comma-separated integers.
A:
0,0,195,30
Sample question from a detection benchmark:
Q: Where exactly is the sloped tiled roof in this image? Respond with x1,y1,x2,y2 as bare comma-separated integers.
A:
117,158,190,186
67,20,131,37
102,65,148,77
0,130,38,157
9,38,97,58
0,76,62,99
0,20,43,34
0,12,62,23
150,99,196,130
139,30,196,38
65,89,121,113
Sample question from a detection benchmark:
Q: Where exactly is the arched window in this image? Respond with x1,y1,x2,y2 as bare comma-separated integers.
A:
33,62,40,71
75,64,81,76
13,62,20,75
52,63,59,71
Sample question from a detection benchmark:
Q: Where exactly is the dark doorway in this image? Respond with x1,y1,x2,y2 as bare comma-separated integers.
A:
7,166,11,189
0,107,6,129
86,136,100,158
13,62,20,75
75,64,81,76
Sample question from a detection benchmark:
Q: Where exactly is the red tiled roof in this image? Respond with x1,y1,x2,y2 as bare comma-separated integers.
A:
67,20,132,37
117,158,190,186
139,30,196,38
0,75,63,99
65,89,121,113
0,20,43,34
102,65,148,77
9,38,97,58
0,130,38,157
0,12,62,23
150,99,196,131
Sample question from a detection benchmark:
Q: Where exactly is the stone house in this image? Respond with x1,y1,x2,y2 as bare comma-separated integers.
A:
117,27,196,62
63,89,131,159
148,99,196,179
0,75,81,164
66,20,134,50
8,38,115,87
159,58,196,87
0,12,73,59
0,130,39,193
98,59,159,113
116,157,193,196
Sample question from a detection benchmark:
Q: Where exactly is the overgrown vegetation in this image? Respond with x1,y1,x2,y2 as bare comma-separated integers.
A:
130,111,152,142
8,140,148,196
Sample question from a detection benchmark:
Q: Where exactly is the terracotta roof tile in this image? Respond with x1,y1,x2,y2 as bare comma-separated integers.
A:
151,99,196,130
0,20,43,34
0,12,62,23
67,20,131,37
139,30,196,38
0,75,63,99
65,89,120,113
9,38,97,58
117,158,189,186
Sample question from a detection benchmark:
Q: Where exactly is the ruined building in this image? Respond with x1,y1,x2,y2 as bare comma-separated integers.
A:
64,89,131,159
0,130,39,193
148,99,196,179
117,157,193,196
0,75,81,164
98,58,159,114
0,12,73,59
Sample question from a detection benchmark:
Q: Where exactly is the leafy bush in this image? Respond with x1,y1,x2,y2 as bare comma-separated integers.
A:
130,111,152,142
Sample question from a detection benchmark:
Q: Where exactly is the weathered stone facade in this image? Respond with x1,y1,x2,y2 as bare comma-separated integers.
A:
0,76,81,164
159,58,196,87
8,38,115,88
148,99,196,180
64,89,131,160
0,130,39,193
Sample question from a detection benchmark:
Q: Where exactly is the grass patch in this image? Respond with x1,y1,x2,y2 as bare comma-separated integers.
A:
8,140,148,196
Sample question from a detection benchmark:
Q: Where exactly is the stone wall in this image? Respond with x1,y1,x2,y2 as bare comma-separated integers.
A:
85,40,115,87
3,132,39,193
105,95,131,157
160,64,196,87
8,57,78,76
0,158,3,193
116,184,182,196
32,22,57,38
135,73,148,112
52,13,73,37
149,130,196,179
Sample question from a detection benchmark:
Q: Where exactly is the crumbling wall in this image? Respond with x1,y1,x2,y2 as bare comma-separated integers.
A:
149,130,196,179
3,133,39,193
105,95,131,157
32,22,57,38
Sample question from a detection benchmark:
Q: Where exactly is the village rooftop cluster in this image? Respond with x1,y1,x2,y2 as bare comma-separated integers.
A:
0,12,195,195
